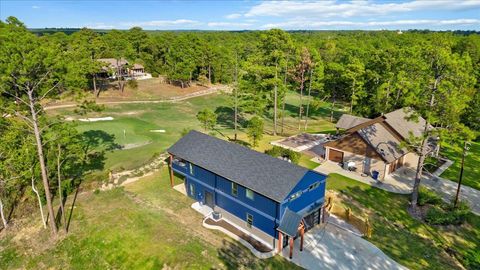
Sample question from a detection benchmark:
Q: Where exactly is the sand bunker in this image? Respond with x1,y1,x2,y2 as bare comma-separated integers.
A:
78,117,114,122
149,129,166,133
122,141,152,150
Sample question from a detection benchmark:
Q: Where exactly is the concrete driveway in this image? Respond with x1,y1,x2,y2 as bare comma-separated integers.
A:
281,223,407,270
387,167,480,215
314,161,412,194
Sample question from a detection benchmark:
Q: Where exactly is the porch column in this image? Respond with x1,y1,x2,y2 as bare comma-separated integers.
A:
277,231,283,253
322,206,327,223
300,226,305,251
289,237,294,259
169,154,174,187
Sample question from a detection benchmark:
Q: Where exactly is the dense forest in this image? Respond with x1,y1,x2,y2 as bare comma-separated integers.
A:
0,16,479,238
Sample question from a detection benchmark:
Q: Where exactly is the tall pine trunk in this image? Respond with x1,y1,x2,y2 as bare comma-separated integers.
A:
411,78,438,210
234,53,238,141
32,175,46,229
330,97,336,123
273,63,278,136
281,59,288,135
350,79,356,114
57,145,66,231
304,68,313,131
208,64,211,84
28,89,57,234
298,71,305,130
93,74,98,98
0,197,7,229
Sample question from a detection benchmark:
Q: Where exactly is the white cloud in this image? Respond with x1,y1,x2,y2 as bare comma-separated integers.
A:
262,18,480,29
121,19,200,28
246,0,480,18
31,5,40,9
207,22,253,28
225,13,242,19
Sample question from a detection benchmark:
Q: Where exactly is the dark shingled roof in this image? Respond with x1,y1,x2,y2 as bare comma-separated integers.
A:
278,208,303,236
168,130,311,202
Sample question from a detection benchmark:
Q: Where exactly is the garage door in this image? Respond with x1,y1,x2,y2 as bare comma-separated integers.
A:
328,149,344,163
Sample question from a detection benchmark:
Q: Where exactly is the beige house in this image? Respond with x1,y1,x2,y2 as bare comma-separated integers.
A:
324,108,432,180
97,58,146,78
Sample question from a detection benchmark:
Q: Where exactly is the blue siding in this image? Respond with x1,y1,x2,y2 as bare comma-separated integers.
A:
281,171,326,216
216,176,277,216
171,156,327,240
216,191,277,236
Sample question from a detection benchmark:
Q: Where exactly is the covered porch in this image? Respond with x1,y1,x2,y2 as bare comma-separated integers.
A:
277,207,327,259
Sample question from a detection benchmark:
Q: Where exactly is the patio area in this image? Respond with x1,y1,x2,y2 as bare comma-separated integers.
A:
271,133,333,153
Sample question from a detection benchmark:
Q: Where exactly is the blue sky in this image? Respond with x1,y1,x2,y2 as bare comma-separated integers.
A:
1,0,479,30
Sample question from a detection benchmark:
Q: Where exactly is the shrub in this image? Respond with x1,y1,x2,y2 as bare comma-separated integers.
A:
425,206,453,225
265,146,300,164
425,202,470,225
418,187,442,206
127,79,138,89
463,248,480,269
94,189,100,195
181,128,193,136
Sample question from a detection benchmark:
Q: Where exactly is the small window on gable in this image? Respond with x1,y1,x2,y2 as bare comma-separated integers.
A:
246,213,253,228
246,189,254,200
289,191,302,201
174,158,186,167
231,182,238,197
189,163,194,175
309,182,320,191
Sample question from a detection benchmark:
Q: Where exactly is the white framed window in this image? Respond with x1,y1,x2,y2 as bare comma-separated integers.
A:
246,213,253,228
189,163,194,175
189,183,195,197
231,182,238,197
289,191,302,201
246,189,254,200
309,182,320,191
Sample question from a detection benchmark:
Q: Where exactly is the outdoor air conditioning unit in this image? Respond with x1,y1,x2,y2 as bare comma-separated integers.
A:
212,211,222,221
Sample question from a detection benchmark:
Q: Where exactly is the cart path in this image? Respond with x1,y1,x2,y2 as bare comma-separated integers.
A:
44,85,228,111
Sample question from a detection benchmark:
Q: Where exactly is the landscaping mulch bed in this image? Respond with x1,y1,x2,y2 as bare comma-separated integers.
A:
205,218,272,253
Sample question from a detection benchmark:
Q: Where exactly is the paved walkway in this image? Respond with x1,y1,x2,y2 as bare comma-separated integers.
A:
432,158,454,177
281,223,407,270
388,168,480,215
315,161,480,215
314,161,411,194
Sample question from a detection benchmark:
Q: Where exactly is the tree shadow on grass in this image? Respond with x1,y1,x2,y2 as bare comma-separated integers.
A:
214,106,247,129
217,239,264,270
229,138,251,148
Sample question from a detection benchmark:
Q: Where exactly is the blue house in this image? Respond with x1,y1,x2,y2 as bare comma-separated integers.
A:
168,130,327,256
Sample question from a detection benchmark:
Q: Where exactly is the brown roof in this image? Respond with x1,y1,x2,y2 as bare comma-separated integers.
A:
324,132,384,160
384,108,431,140
326,108,431,163
335,114,370,130
357,122,407,163
132,63,144,69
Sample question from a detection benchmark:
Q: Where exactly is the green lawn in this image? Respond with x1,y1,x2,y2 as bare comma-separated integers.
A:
50,93,231,171
48,90,343,173
0,167,299,269
298,154,320,169
327,173,480,270
440,141,480,190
